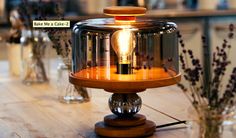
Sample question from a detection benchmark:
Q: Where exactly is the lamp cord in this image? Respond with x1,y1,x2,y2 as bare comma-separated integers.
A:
142,103,187,129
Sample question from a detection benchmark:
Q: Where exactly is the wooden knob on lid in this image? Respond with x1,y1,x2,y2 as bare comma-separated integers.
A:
104,6,146,22
104,6,146,16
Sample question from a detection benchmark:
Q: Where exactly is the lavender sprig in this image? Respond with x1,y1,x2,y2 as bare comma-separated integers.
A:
177,31,205,107
43,2,72,67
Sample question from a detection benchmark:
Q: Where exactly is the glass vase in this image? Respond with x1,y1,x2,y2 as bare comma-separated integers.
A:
7,43,21,76
57,62,90,103
198,109,223,138
20,30,50,85
188,106,236,138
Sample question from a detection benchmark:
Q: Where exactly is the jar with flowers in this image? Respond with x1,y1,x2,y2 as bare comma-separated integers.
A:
164,24,236,138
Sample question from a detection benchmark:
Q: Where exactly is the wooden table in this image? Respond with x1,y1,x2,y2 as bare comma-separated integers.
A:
0,60,192,138
1,60,236,137
0,59,211,138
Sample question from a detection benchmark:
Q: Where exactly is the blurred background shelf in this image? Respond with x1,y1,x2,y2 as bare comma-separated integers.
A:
147,9,236,18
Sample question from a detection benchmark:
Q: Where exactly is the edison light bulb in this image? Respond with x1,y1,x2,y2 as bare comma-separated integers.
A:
111,29,135,74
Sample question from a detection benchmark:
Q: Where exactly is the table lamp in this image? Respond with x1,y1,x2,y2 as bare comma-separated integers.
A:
70,6,181,137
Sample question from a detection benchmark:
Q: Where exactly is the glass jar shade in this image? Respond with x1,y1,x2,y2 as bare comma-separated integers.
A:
71,18,179,91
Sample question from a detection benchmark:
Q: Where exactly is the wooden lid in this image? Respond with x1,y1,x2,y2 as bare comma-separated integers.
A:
104,6,146,16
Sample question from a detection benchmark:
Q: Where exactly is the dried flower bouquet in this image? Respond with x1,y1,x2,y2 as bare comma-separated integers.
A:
164,24,236,138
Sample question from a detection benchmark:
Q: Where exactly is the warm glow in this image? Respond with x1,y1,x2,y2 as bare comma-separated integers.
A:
111,29,135,64
118,30,132,55
114,16,136,23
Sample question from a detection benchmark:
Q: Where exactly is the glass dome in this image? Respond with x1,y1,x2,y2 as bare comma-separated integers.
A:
70,11,180,92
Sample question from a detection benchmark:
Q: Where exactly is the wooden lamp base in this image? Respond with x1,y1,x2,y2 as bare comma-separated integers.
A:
69,68,181,137
95,114,156,137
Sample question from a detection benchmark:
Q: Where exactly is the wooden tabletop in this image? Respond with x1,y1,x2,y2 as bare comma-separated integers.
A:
0,60,234,138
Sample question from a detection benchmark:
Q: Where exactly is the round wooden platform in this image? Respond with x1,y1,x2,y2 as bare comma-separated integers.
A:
95,120,156,138
69,66,181,93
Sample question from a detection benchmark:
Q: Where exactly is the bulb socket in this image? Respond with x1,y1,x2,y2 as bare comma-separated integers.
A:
117,63,132,74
